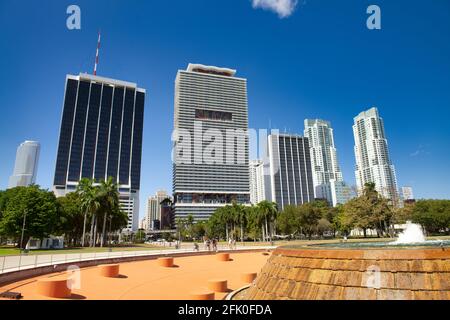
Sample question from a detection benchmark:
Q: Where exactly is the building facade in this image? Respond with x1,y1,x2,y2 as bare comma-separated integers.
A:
172,64,250,221
249,160,266,204
329,179,356,207
267,133,314,210
353,107,398,202
8,141,40,188
53,73,145,231
146,190,169,230
400,186,414,201
304,119,343,204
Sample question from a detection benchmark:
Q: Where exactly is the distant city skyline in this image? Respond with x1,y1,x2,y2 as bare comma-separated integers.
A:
1,1,449,222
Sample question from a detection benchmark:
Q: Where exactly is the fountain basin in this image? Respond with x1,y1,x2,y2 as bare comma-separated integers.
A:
313,239,450,249
241,245,450,300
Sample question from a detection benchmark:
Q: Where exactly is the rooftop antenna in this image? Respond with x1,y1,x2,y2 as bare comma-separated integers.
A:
93,30,101,76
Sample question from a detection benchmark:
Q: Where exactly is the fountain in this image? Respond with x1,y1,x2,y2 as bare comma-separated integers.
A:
237,222,450,300
392,222,425,244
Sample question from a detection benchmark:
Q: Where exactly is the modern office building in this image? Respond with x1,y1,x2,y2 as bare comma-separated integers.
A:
146,190,169,230
400,186,414,201
139,218,148,231
53,73,145,231
304,119,343,204
8,141,41,188
172,64,250,221
249,160,266,204
353,107,398,202
329,179,356,207
267,133,314,210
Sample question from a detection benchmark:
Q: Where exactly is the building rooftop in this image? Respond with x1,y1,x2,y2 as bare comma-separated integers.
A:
186,64,236,77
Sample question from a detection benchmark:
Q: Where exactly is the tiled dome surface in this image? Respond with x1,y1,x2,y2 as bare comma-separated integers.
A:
242,247,450,300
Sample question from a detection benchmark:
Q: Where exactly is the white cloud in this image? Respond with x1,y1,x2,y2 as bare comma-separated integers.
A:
252,0,299,18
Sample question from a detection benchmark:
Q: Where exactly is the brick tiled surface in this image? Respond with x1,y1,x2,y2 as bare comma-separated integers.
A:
240,247,450,300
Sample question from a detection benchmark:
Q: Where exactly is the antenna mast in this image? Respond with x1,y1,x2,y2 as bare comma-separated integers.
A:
93,31,101,76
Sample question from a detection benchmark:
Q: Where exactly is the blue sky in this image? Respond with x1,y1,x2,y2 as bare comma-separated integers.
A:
0,0,449,220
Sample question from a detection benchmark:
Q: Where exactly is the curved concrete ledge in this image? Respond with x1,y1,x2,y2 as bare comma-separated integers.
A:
224,284,251,300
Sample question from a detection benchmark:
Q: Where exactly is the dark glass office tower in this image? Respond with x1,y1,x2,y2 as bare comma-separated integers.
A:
53,73,145,231
268,133,315,211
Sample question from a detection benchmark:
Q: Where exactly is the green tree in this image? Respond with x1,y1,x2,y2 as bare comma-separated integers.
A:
412,200,450,235
297,203,322,240
256,201,278,242
277,205,299,236
56,192,84,247
97,177,120,247
76,178,100,247
0,186,59,249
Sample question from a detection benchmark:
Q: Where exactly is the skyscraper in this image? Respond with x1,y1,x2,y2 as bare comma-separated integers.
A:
146,190,169,230
304,119,343,203
53,73,145,231
8,141,40,188
249,160,266,204
400,186,414,201
267,133,314,210
353,107,398,201
172,64,250,221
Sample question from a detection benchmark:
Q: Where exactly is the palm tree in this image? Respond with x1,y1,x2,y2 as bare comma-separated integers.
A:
257,201,278,242
98,177,119,247
231,202,247,243
76,178,99,247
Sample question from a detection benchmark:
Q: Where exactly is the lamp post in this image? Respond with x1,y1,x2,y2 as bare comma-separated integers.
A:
20,209,27,252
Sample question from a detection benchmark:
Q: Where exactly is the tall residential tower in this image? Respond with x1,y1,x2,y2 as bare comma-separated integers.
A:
249,160,266,204
172,64,250,221
8,141,40,188
304,119,343,203
353,107,398,201
53,73,145,231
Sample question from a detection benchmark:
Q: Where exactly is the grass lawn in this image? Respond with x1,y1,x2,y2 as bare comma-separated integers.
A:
0,243,169,257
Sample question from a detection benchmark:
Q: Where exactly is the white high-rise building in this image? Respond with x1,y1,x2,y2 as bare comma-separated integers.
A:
400,186,414,201
172,64,250,221
304,119,343,204
353,107,398,201
9,141,40,188
249,160,266,204
146,190,169,230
